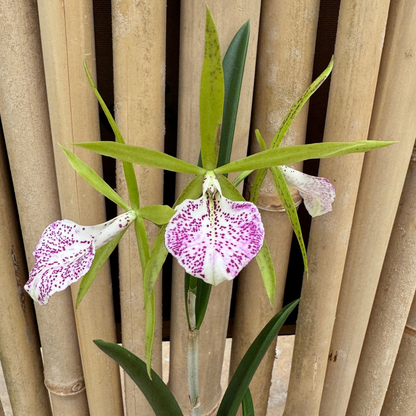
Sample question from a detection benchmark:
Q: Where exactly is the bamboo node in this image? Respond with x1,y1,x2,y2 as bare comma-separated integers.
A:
44,378,86,396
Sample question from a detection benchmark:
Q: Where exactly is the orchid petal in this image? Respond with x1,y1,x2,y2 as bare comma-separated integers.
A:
25,211,136,305
279,166,335,217
165,175,264,285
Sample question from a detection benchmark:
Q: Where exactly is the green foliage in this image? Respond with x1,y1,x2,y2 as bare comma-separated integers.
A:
242,389,255,416
94,340,183,416
215,140,395,174
218,20,250,169
200,6,225,170
217,300,299,416
270,166,308,277
60,145,130,211
76,231,126,307
138,205,176,226
75,141,206,175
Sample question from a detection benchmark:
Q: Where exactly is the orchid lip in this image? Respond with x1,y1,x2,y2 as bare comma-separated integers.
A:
24,210,136,305
165,173,265,285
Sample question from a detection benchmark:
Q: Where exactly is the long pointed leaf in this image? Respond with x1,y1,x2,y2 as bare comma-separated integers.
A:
84,62,140,208
94,340,183,416
76,230,126,307
218,20,250,169
242,389,255,416
200,7,224,170
271,57,334,148
60,145,131,211
215,141,395,174
270,167,308,277
217,300,299,416
76,141,205,175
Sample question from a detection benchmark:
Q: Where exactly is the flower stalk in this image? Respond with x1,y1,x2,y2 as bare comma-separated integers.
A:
187,289,201,416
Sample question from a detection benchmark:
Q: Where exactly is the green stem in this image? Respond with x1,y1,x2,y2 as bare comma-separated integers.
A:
187,290,201,416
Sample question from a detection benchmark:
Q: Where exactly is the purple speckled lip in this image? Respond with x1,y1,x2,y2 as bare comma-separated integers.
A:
165,174,265,285
279,166,335,217
25,210,136,305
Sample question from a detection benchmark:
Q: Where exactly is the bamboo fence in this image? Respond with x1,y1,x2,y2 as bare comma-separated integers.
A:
1,1,416,416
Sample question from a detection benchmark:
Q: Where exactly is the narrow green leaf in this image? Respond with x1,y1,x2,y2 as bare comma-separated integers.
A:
270,167,308,277
84,62,140,208
94,340,183,416
138,205,175,225
215,141,396,174
134,216,150,275
254,130,267,152
145,290,156,376
76,142,205,175
185,273,213,330
60,145,131,211
271,57,334,149
232,170,253,188
242,389,255,416
200,6,224,170
218,20,250,169
76,230,126,307
255,242,276,305
216,174,276,304
249,168,267,204
217,300,299,416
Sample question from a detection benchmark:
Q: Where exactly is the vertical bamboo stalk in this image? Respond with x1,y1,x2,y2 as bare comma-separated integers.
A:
0,401,4,416
0,1,89,415
347,148,416,414
112,1,166,414
169,1,261,414
283,1,391,415
320,1,416,414
229,2,320,415
380,292,416,416
36,1,123,415
0,139,51,415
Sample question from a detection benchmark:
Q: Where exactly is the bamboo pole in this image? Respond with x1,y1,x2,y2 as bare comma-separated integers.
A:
319,1,416,414
0,1,90,415
282,2,391,415
346,149,416,414
112,1,166,414
169,1,261,414
229,2,320,415
36,1,123,414
0,401,4,416
380,291,416,415
0,141,51,415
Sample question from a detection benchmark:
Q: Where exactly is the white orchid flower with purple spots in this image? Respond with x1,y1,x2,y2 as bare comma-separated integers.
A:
165,172,265,286
279,166,335,217
25,210,136,305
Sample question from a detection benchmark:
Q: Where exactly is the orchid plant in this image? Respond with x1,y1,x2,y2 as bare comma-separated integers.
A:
24,7,394,416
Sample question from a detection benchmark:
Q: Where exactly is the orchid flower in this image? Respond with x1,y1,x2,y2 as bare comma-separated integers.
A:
24,210,136,305
165,173,265,286
279,166,335,217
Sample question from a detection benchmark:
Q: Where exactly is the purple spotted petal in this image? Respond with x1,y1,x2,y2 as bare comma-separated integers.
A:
25,211,136,305
165,192,264,285
279,166,335,217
